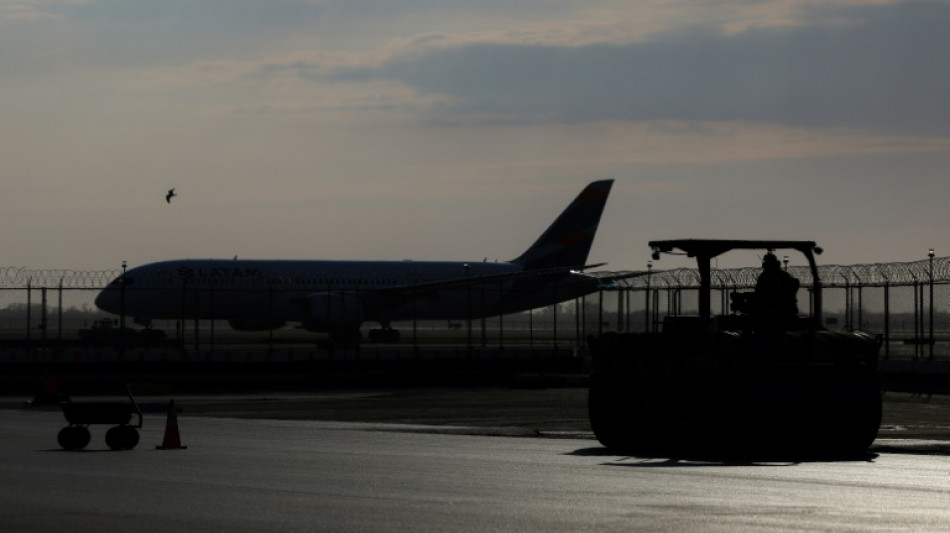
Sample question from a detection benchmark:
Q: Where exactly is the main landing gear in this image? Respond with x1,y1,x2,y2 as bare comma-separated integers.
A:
368,328,401,343
324,325,401,345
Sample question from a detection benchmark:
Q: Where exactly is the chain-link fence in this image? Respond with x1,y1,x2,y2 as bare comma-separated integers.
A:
599,256,950,360
1,259,948,359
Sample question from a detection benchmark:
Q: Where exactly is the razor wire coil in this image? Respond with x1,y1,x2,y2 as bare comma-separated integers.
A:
2,257,949,290
595,257,950,290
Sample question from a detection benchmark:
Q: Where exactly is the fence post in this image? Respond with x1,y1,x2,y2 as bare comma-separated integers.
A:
919,282,925,360
179,278,186,349
928,249,935,360
210,286,215,353
617,286,625,332
575,296,583,347
652,286,660,333
857,281,863,331
480,282,486,349
644,262,652,333
844,276,854,331
40,287,47,343
879,265,890,360
119,261,127,332
26,279,32,341
912,273,921,361
551,285,558,349
411,287,418,348
57,278,64,340
497,281,504,349
598,289,604,336
193,284,200,354
528,303,533,350
465,264,472,350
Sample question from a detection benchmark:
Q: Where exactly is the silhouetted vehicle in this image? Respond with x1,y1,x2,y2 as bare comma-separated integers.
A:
78,318,167,344
588,240,882,456
57,385,143,451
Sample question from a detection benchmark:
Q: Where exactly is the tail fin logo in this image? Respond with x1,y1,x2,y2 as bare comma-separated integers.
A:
512,180,613,270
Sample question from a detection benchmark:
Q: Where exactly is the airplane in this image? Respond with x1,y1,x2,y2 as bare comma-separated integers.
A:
95,179,614,343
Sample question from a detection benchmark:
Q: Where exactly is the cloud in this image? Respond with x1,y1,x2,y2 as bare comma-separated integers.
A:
0,1,93,21
311,1,950,136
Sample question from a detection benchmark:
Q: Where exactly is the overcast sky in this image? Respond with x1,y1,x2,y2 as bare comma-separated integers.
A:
3,0,949,271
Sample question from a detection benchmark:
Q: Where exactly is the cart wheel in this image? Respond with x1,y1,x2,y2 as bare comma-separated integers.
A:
122,426,140,450
105,425,140,450
58,426,91,450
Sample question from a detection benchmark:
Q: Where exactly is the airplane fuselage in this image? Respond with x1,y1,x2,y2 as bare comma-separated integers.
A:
95,258,598,330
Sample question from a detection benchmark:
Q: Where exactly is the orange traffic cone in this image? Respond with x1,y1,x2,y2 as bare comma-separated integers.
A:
156,399,187,450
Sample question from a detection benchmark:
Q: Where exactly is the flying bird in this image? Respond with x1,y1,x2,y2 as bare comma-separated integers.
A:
166,188,176,203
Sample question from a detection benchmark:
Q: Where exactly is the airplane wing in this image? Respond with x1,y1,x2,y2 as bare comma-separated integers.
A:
289,263,605,323
372,263,604,297
586,270,653,288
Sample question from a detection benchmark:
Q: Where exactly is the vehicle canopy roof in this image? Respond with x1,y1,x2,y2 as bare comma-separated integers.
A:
648,239,823,324
649,239,821,260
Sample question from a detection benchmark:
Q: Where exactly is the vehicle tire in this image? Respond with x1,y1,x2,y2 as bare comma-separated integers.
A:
123,427,140,450
56,426,73,450
58,426,91,450
588,335,670,454
106,425,140,450
588,375,642,452
832,378,883,455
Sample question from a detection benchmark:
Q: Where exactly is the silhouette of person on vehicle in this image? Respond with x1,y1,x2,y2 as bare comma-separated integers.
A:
753,252,800,332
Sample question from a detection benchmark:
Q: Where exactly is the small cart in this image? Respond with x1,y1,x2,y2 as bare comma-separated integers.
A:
57,386,143,451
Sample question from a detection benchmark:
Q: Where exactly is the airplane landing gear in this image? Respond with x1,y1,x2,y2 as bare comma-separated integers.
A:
368,328,401,343
327,328,362,347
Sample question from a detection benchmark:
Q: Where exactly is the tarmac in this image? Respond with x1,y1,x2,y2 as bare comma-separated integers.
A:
1,402,949,532
2,386,949,531
14,385,947,443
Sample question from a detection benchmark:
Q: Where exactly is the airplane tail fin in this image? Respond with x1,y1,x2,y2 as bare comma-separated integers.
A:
511,179,613,270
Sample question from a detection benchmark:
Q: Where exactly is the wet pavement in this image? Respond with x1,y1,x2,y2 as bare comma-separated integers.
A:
169,387,950,442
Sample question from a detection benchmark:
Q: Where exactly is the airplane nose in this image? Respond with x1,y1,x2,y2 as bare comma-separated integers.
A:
94,285,119,313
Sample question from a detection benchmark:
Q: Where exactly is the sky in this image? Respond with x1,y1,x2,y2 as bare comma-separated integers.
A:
3,0,950,272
